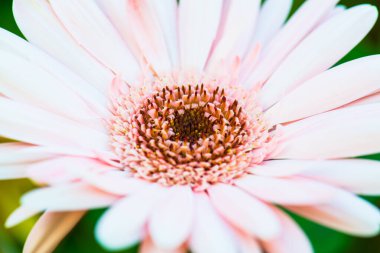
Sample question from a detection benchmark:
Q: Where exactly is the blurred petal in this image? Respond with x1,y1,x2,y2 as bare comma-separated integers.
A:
5,206,40,228
21,183,118,211
288,190,380,236
23,211,85,253
190,193,239,253
236,175,335,205
208,184,280,240
149,186,193,249
263,208,313,253
96,185,168,250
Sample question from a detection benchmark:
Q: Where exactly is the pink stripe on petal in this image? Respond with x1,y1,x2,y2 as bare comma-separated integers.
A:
236,175,335,205
208,184,280,240
237,234,262,253
190,193,239,253
287,190,380,237
263,208,313,253
149,186,193,250
23,211,85,253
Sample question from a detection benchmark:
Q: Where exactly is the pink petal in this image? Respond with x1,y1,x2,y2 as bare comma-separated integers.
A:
207,0,260,71
23,211,85,253
0,28,108,118
266,55,380,124
48,0,140,84
21,183,118,211
190,193,239,253
149,186,194,249
260,5,378,109
273,103,380,159
96,185,169,250
179,0,223,72
300,159,380,196
13,0,113,93
236,175,335,205
245,0,339,88
0,98,109,158
251,0,292,47
83,170,149,196
208,184,280,240
263,208,313,253
287,190,380,236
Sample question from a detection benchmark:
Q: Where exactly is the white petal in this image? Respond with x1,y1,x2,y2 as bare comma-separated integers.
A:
190,193,239,253
179,0,223,72
263,208,313,253
13,0,113,93
149,186,194,249
236,175,335,205
96,185,168,250
245,0,339,88
207,0,260,71
208,184,280,240
0,49,102,121
5,206,40,228
48,0,140,84
273,103,380,159
287,190,380,236
0,98,109,157
0,28,108,118
300,159,380,196
21,183,118,211
251,0,292,47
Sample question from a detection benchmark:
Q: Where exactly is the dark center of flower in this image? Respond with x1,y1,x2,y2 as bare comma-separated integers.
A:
169,107,215,144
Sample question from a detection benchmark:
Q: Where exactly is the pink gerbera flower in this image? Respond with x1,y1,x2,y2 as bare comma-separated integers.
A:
1,0,380,252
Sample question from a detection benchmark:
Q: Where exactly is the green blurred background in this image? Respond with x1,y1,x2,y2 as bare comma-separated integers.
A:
0,0,380,252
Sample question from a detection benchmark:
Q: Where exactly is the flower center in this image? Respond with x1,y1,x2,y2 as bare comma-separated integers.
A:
110,82,274,189
169,107,214,144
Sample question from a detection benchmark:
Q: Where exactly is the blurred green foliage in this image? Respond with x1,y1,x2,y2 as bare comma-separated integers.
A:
1,0,380,252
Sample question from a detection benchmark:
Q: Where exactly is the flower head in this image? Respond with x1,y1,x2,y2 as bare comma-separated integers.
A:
1,0,380,253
